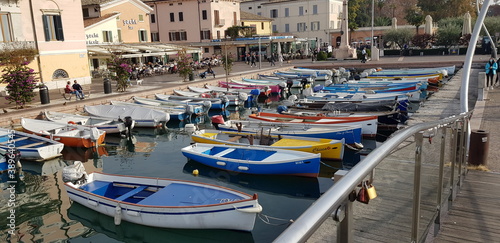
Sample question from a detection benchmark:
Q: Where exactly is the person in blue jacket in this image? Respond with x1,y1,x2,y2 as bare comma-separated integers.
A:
485,57,497,89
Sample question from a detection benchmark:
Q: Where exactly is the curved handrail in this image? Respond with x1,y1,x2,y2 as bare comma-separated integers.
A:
274,112,472,242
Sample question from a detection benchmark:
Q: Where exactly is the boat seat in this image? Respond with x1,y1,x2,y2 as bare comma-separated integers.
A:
114,185,147,201
227,135,242,142
213,148,235,157
289,119,305,122
0,137,28,144
16,141,45,148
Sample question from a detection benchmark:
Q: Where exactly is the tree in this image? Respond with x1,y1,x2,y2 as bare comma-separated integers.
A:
107,55,132,92
405,6,425,35
348,0,362,31
0,42,39,109
436,23,462,49
225,26,241,40
417,0,475,21
221,49,234,75
375,16,392,26
176,48,193,82
383,29,414,49
412,34,436,48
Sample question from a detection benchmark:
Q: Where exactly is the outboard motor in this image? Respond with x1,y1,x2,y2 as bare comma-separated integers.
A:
124,116,134,137
62,161,87,184
325,79,333,87
238,92,248,103
203,100,212,112
4,148,21,170
220,96,229,109
211,115,225,129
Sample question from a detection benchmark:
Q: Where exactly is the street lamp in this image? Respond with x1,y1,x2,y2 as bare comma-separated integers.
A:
225,35,230,92
258,37,261,69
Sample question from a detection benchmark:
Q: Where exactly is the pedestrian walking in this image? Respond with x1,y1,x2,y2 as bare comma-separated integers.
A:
278,54,283,66
269,54,276,66
361,47,367,63
250,53,257,67
485,57,497,89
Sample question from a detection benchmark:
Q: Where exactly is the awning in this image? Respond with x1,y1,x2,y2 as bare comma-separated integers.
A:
87,43,201,59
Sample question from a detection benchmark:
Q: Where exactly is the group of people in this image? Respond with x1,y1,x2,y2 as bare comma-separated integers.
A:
485,57,500,89
65,80,85,100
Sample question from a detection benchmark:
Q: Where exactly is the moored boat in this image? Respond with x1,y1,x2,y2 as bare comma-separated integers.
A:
181,143,321,177
191,129,345,160
64,171,262,231
44,110,131,134
21,118,105,148
84,105,170,128
0,128,64,161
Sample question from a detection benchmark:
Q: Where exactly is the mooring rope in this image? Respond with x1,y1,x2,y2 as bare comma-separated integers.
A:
258,213,294,226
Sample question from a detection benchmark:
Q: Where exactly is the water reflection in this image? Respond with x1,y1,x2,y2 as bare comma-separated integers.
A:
183,160,321,198
68,202,255,243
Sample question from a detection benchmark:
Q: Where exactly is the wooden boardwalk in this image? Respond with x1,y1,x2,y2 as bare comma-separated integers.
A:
434,170,500,243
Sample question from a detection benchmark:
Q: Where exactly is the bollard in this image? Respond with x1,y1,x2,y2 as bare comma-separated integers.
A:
39,84,50,104
468,129,489,166
103,78,112,94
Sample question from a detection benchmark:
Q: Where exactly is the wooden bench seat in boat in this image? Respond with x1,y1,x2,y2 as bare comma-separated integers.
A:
0,137,28,144
16,141,46,148
114,185,147,201
227,135,242,142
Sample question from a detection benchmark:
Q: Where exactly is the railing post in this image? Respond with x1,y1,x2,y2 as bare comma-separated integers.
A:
411,131,424,242
449,122,459,204
334,170,353,243
457,120,467,187
434,126,447,235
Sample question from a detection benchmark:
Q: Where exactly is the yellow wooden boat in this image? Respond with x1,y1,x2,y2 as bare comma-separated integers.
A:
191,129,344,160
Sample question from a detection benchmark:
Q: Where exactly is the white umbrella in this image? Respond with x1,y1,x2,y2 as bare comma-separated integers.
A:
424,15,433,35
304,42,309,56
462,12,472,35
277,41,282,56
392,17,398,29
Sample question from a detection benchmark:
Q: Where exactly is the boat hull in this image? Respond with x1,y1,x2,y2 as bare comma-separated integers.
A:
182,143,321,177
0,129,64,161
65,172,261,231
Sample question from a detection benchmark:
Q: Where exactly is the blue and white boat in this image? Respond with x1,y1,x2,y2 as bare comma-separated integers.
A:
0,128,64,161
110,100,189,122
181,143,321,177
64,171,262,231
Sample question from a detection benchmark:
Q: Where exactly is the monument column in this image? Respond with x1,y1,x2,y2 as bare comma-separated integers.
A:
334,0,357,60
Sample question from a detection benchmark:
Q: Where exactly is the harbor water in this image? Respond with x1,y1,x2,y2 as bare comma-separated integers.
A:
0,102,381,243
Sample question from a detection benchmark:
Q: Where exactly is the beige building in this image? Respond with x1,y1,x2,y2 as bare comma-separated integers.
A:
1,0,91,91
240,11,273,36
82,0,153,43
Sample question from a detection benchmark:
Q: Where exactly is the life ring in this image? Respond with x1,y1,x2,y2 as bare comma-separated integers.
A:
68,121,76,125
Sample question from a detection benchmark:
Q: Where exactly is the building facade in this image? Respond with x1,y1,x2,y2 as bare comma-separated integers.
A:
0,0,91,91
82,0,153,43
240,0,343,47
240,11,273,36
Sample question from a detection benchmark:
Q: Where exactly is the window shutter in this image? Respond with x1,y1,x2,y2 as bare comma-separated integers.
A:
42,15,50,41
54,15,64,41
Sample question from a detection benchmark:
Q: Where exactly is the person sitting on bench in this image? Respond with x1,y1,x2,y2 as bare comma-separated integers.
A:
71,80,85,100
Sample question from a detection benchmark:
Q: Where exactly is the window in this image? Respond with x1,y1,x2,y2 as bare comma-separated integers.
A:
285,23,289,33
179,12,184,21
151,32,160,42
200,30,211,40
117,29,122,42
102,30,113,42
299,6,304,16
42,14,64,41
257,12,261,16
257,6,261,9
151,14,156,23
204,47,209,53
297,22,306,32
233,12,237,25
285,8,289,17
138,29,147,42
270,9,278,18
261,22,264,30
248,7,252,10
202,10,207,20
313,5,318,14
139,14,144,22
272,25,277,32
169,31,187,41
214,10,220,25
170,13,175,22
311,21,320,31
0,13,13,42
83,8,89,18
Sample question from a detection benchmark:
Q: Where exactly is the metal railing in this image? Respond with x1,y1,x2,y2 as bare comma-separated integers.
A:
274,111,472,243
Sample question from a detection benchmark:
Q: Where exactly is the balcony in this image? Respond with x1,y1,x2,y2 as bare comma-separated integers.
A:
214,19,225,27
